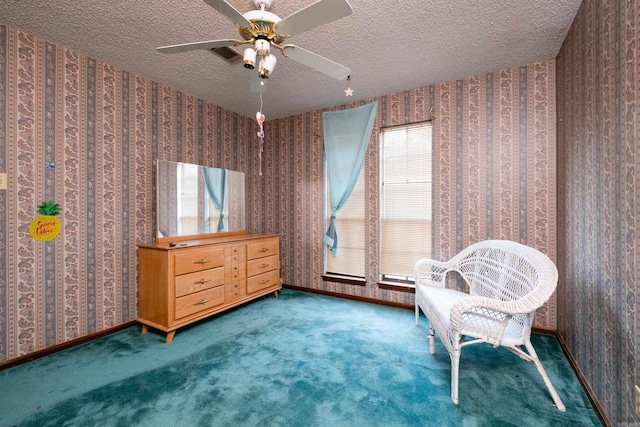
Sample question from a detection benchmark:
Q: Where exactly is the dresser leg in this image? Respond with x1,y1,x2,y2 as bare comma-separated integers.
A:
166,330,176,344
273,290,278,298
141,324,148,334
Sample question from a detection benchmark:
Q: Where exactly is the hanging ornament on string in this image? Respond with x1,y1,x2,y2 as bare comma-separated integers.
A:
256,90,266,176
256,111,265,176
344,75,353,96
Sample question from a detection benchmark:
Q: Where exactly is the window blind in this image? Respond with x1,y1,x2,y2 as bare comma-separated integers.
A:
380,122,432,279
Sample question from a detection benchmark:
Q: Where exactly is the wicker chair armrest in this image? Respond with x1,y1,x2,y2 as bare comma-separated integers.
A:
448,296,525,343
450,295,530,319
413,258,453,287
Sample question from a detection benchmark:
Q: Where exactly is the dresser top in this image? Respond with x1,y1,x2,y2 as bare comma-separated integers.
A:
138,233,279,251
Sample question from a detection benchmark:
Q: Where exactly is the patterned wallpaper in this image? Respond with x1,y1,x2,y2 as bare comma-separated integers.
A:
557,0,639,424
0,23,558,364
0,25,254,362
257,61,558,329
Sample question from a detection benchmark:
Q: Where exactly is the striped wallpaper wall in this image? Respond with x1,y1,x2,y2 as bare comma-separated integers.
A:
1,23,558,364
0,25,254,362
257,60,558,329
557,0,640,424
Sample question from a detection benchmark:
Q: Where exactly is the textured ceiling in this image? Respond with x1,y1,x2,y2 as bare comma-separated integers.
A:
0,0,582,119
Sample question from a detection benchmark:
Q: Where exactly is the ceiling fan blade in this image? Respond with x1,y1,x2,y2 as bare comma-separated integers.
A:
276,0,353,36
157,39,239,54
202,0,252,28
282,45,351,80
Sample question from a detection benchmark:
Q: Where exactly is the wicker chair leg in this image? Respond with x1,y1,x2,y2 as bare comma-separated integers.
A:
450,353,460,404
415,303,420,326
524,340,566,412
428,327,435,354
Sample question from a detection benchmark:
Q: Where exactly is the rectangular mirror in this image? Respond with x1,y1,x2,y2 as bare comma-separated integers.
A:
156,160,245,239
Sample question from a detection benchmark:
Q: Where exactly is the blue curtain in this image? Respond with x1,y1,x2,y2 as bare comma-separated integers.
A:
323,101,378,254
203,167,227,232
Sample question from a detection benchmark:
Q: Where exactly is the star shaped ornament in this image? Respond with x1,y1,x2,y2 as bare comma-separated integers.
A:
344,87,354,96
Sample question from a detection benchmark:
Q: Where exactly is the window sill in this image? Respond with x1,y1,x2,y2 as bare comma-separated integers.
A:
322,274,367,287
377,281,415,293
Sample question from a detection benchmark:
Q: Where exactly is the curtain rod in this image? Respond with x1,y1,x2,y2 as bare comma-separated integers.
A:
379,107,436,130
380,118,432,130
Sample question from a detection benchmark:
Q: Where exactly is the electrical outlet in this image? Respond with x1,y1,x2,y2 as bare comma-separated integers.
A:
635,384,640,416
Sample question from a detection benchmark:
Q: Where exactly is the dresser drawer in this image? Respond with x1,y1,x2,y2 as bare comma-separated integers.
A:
175,267,225,298
247,269,279,294
247,254,279,277
175,285,224,319
247,239,279,260
174,248,225,276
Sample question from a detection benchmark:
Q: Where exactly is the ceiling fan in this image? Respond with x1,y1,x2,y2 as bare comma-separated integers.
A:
157,0,353,87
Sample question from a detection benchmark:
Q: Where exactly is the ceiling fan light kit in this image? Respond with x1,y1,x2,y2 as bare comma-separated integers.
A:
157,0,353,84
243,48,256,69
259,54,277,78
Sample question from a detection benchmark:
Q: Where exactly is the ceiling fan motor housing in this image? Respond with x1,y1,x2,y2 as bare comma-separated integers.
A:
240,9,285,45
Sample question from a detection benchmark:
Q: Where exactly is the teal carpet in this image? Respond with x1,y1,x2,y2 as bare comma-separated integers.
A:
0,289,600,426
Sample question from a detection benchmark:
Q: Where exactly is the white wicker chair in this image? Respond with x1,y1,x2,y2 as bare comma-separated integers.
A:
414,240,566,411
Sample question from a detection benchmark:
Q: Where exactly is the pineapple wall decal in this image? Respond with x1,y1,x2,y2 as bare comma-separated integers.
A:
29,200,62,241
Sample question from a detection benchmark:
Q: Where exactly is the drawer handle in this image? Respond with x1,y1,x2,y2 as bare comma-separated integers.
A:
259,263,269,268
258,248,270,253
198,298,211,305
197,279,211,285
198,259,211,264
259,279,269,284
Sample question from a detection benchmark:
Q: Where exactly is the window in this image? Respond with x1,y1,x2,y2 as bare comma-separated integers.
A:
380,122,433,283
324,167,365,278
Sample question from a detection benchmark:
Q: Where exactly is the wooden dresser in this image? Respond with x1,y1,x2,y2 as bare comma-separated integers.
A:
137,233,280,343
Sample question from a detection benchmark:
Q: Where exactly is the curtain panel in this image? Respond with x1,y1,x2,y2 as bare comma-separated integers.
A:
322,101,378,254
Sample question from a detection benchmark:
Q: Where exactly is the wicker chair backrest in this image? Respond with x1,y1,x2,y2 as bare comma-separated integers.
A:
449,240,556,309
456,247,539,302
